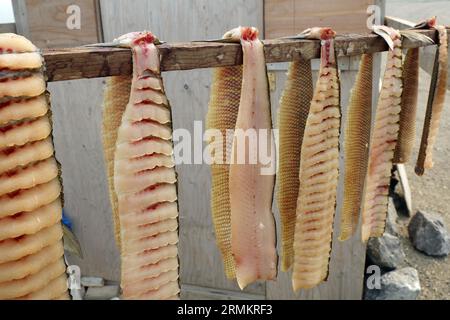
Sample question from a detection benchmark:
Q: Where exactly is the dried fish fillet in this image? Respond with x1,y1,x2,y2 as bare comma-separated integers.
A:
101,31,179,299
293,27,340,290
277,58,313,271
361,26,403,241
0,32,67,300
416,25,448,175
394,48,419,164
227,27,277,290
339,54,373,241
206,58,242,278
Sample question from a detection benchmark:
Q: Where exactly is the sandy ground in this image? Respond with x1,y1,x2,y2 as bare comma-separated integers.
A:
385,0,450,300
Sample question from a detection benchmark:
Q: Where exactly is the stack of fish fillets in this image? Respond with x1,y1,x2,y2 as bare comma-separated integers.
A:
0,33,68,300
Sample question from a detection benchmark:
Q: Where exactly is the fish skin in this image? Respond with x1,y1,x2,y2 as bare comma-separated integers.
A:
293,31,341,291
416,25,448,175
228,27,277,290
394,48,419,164
206,64,242,279
103,31,180,299
339,54,373,241
361,28,403,242
276,58,313,271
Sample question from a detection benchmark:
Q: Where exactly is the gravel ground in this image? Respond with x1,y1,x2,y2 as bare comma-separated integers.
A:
385,0,450,300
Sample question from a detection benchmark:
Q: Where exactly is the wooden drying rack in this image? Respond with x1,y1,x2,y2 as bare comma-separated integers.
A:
43,24,449,82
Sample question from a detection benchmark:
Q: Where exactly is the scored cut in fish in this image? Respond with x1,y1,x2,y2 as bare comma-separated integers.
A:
276,55,313,271
0,33,68,300
393,48,419,164
416,20,448,175
227,26,277,290
292,27,341,290
101,31,180,300
339,54,373,241
206,34,243,279
361,26,403,242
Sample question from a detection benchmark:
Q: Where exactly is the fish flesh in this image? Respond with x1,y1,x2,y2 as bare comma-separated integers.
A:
361,26,403,241
416,23,448,175
101,31,180,299
339,54,373,241
292,27,341,290
393,48,419,164
206,41,242,279
276,56,313,271
0,33,67,300
227,26,277,290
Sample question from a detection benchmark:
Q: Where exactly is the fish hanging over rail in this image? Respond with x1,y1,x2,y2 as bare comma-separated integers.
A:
276,54,313,271
339,54,373,241
415,17,448,175
290,27,341,290
225,26,277,290
360,26,403,242
101,32,180,299
0,33,68,300
205,37,243,279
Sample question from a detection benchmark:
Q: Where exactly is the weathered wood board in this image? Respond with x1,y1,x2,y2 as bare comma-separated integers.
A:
265,0,379,38
12,0,102,48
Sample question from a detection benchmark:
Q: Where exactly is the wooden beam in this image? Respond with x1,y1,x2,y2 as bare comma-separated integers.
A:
44,29,447,82
0,23,16,34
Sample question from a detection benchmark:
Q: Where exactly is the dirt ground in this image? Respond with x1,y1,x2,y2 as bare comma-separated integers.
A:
386,0,450,300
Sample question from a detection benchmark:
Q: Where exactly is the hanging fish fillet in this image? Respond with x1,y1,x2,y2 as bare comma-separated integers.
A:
227,26,277,290
292,27,341,290
206,40,242,279
361,26,403,242
101,31,180,299
339,54,373,241
416,21,448,175
276,57,313,271
0,33,68,300
393,48,419,164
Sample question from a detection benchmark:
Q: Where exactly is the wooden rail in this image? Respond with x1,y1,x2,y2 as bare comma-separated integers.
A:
43,28,448,82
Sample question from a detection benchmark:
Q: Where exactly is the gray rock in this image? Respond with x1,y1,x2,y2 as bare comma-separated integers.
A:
367,233,405,270
81,276,105,287
385,197,400,236
408,211,450,256
85,285,120,300
365,267,421,300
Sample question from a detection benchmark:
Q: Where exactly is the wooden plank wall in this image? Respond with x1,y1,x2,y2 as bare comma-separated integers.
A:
10,0,386,299
265,0,378,38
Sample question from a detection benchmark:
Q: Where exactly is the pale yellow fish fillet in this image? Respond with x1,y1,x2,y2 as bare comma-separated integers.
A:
121,244,178,271
0,116,51,149
0,199,62,241
0,74,46,98
361,27,403,241
0,33,37,53
206,65,242,279
102,75,132,248
133,280,180,300
0,95,48,126
276,58,313,271
0,52,42,70
228,27,277,290
17,274,68,300
293,33,341,291
416,25,448,175
394,48,419,164
0,138,54,175
103,31,180,300
0,224,63,264
0,242,64,282
0,179,61,219
0,259,65,300
339,54,373,241
0,158,59,196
